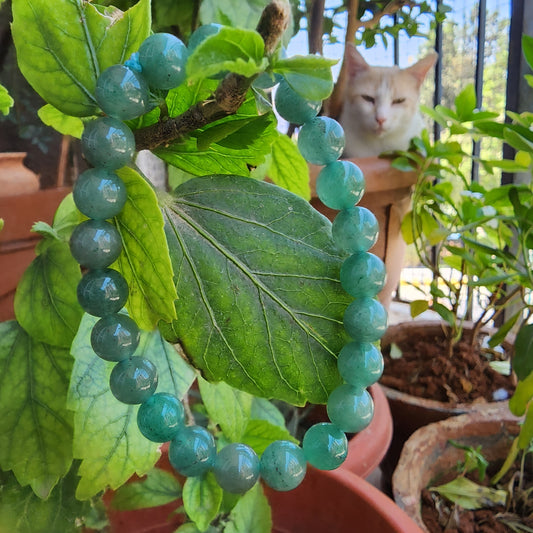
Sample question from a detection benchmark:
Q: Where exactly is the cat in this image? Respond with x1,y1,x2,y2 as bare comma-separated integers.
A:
338,45,438,158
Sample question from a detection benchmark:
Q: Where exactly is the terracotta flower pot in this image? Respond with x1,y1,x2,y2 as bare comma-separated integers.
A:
392,404,520,532
309,157,417,309
0,152,40,196
104,448,423,533
379,320,514,481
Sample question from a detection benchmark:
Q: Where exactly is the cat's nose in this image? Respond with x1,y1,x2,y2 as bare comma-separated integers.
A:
376,116,386,126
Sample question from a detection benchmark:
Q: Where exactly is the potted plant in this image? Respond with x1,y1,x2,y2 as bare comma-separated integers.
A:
0,0,424,531
380,35,533,476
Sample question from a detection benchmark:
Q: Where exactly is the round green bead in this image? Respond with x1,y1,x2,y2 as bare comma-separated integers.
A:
337,341,384,390
332,207,379,253
316,161,365,210
297,117,345,165
77,268,129,317
259,440,306,492
138,33,188,90
169,425,216,477
95,64,150,120
213,443,260,494
70,219,122,269
73,168,127,220
343,297,387,342
327,385,374,433
188,24,221,51
81,117,135,170
137,392,185,442
302,423,348,470
109,356,158,405
91,313,140,362
274,79,321,125
340,252,386,298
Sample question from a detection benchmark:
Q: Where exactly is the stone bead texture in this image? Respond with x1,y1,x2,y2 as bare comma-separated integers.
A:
343,297,388,343
169,425,216,477
70,219,122,269
109,356,158,405
337,341,384,390
213,443,260,494
340,252,386,298
259,440,306,492
302,422,348,470
316,161,365,210
81,117,135,170
137,392,185,442
297,117,345,165
91,313,140,362
327,385,374,434
138,33,188,90
77,268,129,317
95,64,150,121
73,168,127,220
332,207,379,253
188,23,221,51
274,79,321,125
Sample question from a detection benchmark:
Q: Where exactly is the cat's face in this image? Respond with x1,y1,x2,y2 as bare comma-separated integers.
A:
343,47,437,139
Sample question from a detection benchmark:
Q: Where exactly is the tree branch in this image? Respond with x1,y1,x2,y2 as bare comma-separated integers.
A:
134,0,290,152
308,0,326,55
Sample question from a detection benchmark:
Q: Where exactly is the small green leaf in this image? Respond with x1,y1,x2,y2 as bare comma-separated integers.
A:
0,322,73,499
31,221,60,240
166,79,219,118
113,167,178,330
273,56,336,101
52,193,86,240
197,117,261,151
430,477,507,510
250,397,286,428
0,83,14,115
267,132,310,199
11,0,151,116
509,371,533,416
111,468,182,511
182,472,223,532
0,466,92,533
38,104,85,138
400,211,417,245
518,403,533,450
225,484,272,533
14,240,82,348
241,419,298,456
410,299,429,318
68,314,195,499
162,176,349,405
513,323,533,380
187,27,268,81
454,84,477,121
432,302,456,327
199,0,269,30
198,377,253,442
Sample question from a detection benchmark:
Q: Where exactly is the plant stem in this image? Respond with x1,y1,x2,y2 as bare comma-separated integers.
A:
308,0,326,54
134,0,290,151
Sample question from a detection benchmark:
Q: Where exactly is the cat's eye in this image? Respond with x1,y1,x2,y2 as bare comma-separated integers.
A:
393,97,406,105
361,95,375,104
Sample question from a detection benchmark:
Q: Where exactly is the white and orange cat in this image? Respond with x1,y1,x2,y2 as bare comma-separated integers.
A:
339,45,438,158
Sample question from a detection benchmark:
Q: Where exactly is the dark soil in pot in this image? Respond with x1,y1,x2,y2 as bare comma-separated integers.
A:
380,330,515,406
421,456,533,533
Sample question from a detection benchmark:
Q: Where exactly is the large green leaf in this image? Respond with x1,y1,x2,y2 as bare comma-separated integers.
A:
161,176,349,405
183,473,223,532
68,314,195,499
11,0,151,116
14,239,82,348
512,323,533,381
0,466,92,533
272,56,337,101
113,167,178,331
187,27,268,81
0,322,74,499
198,377,253,442
267,132,310,200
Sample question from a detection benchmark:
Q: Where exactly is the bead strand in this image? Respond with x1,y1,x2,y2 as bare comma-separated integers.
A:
70,30,387,497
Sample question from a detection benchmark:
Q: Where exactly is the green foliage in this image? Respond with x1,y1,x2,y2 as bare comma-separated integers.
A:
224,484,271,533
11,0,151,116
111,468,182,510
0,83,14,115
183,473,223,532
162,175,349,406
430,476,507,510
38,104,85,138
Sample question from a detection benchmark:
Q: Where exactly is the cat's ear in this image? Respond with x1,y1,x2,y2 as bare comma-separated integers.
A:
405,52,438,87
345,44,370,78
